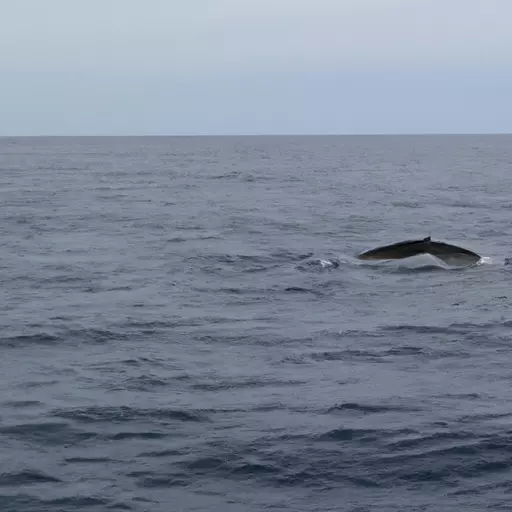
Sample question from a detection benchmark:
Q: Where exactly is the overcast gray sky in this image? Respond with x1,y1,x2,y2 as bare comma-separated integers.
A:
1,0,511,135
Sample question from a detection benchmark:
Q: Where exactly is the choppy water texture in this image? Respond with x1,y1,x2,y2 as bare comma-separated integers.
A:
2,135,512,512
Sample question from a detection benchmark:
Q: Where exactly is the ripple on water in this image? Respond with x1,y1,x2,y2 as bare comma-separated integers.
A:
1,328,130,349
0,421,96,446
0,470,61,486
51,405,209,424
326,402,421,414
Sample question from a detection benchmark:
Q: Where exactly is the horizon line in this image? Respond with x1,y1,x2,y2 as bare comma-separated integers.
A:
1,132,512,138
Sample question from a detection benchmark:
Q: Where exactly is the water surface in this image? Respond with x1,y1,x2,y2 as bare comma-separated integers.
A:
2,135,512,511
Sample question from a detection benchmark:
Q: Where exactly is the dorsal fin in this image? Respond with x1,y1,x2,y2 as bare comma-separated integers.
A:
423,236,431,242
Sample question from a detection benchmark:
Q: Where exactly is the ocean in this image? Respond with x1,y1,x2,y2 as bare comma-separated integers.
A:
2,135,512,511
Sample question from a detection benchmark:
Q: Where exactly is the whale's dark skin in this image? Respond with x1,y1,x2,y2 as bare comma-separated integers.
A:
357,236,482,266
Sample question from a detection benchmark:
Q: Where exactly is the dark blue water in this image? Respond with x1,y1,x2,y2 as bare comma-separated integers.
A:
2,135,512,511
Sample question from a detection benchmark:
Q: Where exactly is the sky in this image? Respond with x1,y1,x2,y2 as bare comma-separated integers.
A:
1,0,512,135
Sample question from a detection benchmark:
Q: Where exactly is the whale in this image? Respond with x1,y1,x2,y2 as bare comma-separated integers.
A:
356,236,482,266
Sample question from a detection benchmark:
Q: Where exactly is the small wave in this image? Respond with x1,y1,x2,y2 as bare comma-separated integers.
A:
87,356,175,371
0,470,61,486
43,497,110,508
271,250,314,262
138,449,183,459
391,200,423,208
326,402,419,414
1,328,132,348
280,354,312,365
380,320,512,335
219,250,313,265
380,324,467,335
310,349,384,363
169,453,282,484
65,328,129,344
191,250,314,275
283,286,325,296
434,199,490,209
65,456,113,464
122,375,171,391
167,235,220,243
374,435,512,484
457,411,512,424
173,223,204,231
316,428,380,442
136,474,189,488
196,331,302,347
18,379,60,389
0,495,111,511
51,405,209,424
110,431,167,440
191,285,266,296
385,346,425,355
0,421,95,445
182,456,227,472
386,430,476,451
437,392,481,400
229,462,280,477
208,171,241,180
191,377,305,392
1,333,59,347
2,400,42,408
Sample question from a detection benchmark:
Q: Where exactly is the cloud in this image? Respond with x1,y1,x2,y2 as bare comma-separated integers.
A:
168,0,512,72
2,0,511,73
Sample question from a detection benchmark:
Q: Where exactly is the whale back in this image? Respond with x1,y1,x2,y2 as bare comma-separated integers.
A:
357,237,481,266
357,237,432,260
